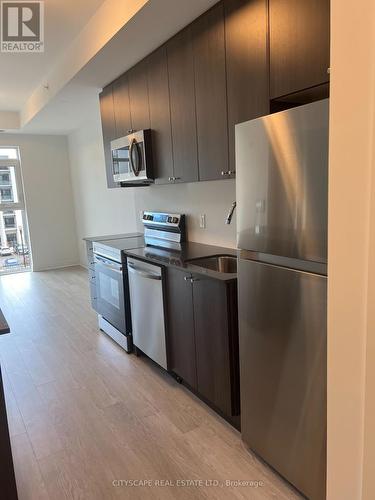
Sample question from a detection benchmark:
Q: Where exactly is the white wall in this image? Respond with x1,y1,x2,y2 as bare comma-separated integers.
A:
0,134,79,271
328,1,375,498
68,106,138,265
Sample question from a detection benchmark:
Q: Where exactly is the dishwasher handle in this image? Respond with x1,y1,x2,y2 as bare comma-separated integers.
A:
128,262,162,281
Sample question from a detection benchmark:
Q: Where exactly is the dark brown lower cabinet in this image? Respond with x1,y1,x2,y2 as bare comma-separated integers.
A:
166,267,240,421
165,269,196,388
193,276,239,418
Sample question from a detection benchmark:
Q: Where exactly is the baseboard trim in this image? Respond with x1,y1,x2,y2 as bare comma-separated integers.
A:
33,263,81,272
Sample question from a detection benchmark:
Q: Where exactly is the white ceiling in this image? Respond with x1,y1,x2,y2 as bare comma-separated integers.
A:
0,0,218,135
0,0,106,111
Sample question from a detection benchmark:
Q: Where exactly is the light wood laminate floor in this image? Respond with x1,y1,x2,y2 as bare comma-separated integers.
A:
0,267,301,500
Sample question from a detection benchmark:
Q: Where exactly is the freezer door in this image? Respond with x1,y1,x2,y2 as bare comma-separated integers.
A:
236,99,328,263
238,258,326,500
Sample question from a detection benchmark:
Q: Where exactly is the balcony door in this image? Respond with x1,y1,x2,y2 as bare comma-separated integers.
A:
0,148,31,274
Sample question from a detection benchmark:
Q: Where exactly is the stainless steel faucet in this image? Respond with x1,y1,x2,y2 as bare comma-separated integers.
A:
225,202,237,225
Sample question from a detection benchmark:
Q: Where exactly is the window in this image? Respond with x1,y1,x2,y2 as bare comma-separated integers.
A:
0,148,31,274
3,212,16,228
6,233,17,247
0,188,13,202
0,172,10,185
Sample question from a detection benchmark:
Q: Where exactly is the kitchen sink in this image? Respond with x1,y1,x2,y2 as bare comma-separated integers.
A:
187,255,237,274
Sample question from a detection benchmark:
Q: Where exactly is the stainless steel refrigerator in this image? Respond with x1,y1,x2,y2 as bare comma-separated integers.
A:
236,99,328,500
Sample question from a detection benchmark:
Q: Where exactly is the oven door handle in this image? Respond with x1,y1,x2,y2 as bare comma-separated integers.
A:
94,255,122,273
128,263,161,281
99,264,122,275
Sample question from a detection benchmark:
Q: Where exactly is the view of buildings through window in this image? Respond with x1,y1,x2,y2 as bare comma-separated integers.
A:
0,148,31,274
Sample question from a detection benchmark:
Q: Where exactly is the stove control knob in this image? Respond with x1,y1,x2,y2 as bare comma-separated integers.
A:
172,217,179,224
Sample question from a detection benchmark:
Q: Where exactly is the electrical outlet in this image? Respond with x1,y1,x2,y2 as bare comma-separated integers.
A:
199,214,206,229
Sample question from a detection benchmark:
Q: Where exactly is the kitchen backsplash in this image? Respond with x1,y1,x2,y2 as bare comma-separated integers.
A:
133,178,237,248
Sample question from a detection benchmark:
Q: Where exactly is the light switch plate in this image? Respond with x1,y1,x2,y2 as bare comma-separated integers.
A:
200,214,206,229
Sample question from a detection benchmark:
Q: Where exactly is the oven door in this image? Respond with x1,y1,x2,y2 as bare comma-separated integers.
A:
94,254,126,334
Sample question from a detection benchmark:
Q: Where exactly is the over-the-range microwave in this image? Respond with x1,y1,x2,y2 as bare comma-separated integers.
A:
110,129,153,186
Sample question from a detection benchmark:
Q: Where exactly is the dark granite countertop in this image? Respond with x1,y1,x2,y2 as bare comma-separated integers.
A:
125,242,238,282
0,309,10,335
86,232,237,281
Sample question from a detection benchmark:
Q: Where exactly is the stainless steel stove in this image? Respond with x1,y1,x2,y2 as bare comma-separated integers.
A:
142,211,185,250
93,212,185,357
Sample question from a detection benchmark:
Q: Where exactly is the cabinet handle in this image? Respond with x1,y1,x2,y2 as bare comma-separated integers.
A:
228,170,236,176
184,276,191,281
190,277,200,283
169,176,182,182
221,171,229,176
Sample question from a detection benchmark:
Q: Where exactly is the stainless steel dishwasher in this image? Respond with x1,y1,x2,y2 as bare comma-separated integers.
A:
127,257,167,369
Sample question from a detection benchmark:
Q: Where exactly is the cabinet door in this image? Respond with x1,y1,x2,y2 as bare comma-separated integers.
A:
192,3,229,181
128,59,150,131
192,3,228,181
99,85,119,189
224,0,269,173
192,276,232,416
165,268,196,388
269,0,330,99
113,74,132,138
167,27,199,183
147,46,174,184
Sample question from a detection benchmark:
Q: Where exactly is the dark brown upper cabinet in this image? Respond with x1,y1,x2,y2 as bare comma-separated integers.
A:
113,74,132,138
99,85,119,189
269,0,330,99
167,27,199,184
192,3,229,181
147,46,174,185
128,59,150,132
224,0,269,173
100,0,330,188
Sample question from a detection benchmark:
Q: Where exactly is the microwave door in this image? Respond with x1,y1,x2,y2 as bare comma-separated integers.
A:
112,147,131,182
129,140,148,179
110,130,153,184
